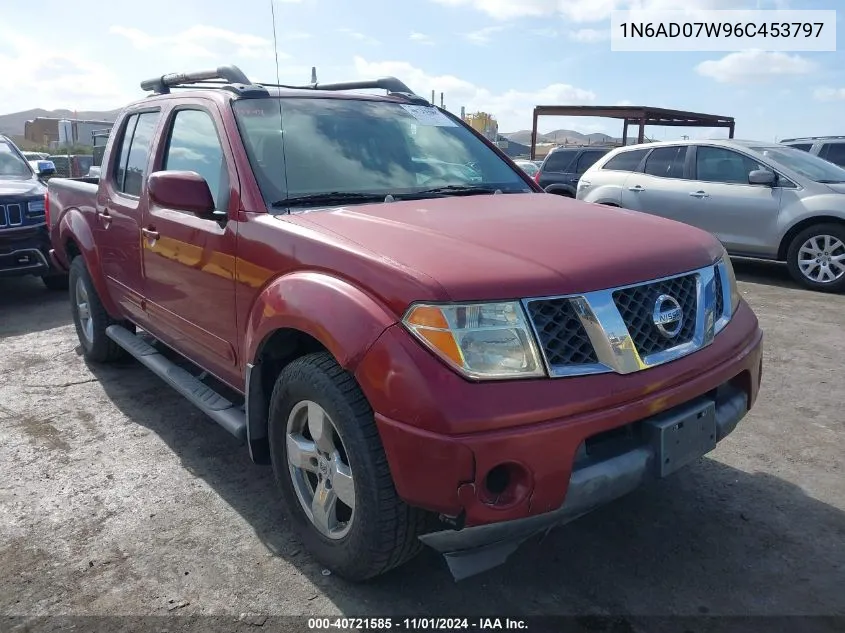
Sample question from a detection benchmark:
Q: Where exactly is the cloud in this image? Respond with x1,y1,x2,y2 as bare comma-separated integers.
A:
336,28,380,45
110,25,281,59
353,56,596,131
429,0,748,23
569,28,609,42
695,50,816,84
0,27,129,112
466,25,507,45
814,87,845,101
410,32,435,45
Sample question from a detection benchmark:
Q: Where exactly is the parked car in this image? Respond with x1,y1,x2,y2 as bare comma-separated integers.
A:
47,154,95,178
513,159,539,178
47,65,763,582
780,136,845,169
577,139,845,292
0,135,66,289
535,146,612,196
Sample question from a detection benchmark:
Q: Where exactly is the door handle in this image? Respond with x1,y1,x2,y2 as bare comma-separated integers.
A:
689,191,710,198
141,227,160,242
97,208,113,228
628,185,644,192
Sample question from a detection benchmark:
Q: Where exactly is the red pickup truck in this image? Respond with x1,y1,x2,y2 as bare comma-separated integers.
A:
47,65,763,581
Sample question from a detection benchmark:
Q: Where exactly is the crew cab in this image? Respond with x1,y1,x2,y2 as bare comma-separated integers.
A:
0,134,66,289
47,65,764,582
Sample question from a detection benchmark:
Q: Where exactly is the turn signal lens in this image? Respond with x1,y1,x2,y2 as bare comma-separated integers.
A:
403,302,545,380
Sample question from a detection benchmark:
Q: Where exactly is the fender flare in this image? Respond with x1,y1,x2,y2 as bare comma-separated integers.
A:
242,271,399,464
57,209,120,316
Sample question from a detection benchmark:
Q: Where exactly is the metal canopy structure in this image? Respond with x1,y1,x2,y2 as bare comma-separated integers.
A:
529,105,735,159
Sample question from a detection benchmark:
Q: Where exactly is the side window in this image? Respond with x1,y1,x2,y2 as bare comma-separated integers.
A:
602,148,648,172
643,146,687,179
788,143,812,152
123,113,159,197
113,114,138,191
820,143,845,168
163,110,229,210
575,150,606,174
695,146,763,185
543,150,577,173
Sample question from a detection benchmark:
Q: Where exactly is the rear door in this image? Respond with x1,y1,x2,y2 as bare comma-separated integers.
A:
140,101,241,386
619,145,693,219
684,145,783,256
96,109,161,324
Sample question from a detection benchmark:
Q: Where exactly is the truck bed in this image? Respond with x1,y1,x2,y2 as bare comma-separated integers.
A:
46,177,100,231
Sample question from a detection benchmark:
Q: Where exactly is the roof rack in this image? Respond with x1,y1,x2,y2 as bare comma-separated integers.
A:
781,136,845,143
139,64,428,103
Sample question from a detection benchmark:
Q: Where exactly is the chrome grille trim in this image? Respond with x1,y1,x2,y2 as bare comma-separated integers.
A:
0,204,24,228
523,264,728,378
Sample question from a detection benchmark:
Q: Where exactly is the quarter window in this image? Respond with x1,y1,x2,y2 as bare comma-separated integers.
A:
163,109,229,209
602,148,648,172
788,143,812,152
543,150,577,172
575,150,607,174
695,146,763,185
643,146,686,179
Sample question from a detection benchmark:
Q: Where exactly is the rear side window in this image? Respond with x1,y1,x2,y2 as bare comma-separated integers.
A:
644,146,687,179
575,150,607,174
787,143,812,152
113,111,160,197
543,149,577,172
820,143,845,168
602,148,648,172
163,109,229,209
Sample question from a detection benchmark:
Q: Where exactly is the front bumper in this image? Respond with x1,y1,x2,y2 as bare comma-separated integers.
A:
0,225,52,278
418,383,749,580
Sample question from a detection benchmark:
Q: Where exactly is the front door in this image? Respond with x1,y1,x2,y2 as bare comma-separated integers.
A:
96,109,161,324
141,104,241,387
685,145,783,257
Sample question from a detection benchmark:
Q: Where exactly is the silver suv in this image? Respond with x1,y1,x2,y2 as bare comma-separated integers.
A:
576,139,845,292
780,136,845,169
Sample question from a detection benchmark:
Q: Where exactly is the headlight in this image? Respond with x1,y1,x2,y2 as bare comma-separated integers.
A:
402,301,546,380
27,199,46,216
719,252,741,316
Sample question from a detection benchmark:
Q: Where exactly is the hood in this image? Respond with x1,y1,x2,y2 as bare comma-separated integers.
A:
293,193,724,301
0,177,44,198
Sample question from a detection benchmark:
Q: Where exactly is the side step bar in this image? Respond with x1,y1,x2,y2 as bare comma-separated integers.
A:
105,325,247,441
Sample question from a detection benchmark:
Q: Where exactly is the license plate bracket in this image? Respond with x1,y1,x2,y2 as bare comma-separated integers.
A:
646,399,717,478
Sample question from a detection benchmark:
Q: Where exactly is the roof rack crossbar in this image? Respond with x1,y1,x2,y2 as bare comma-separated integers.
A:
140,65,254,94
300,77,414,94
781,136,845,142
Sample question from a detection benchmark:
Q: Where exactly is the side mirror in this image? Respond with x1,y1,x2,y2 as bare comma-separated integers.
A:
748,169,776,186
36,161,56,178
148,171,217,218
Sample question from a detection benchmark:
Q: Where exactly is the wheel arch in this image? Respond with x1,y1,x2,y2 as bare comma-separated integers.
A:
778,215,845,261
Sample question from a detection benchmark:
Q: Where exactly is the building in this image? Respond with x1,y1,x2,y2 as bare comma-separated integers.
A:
24,117,115,148
463,112,499,142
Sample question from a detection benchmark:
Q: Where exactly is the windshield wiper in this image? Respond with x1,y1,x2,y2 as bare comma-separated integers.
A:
817,179,845,184
271,192,391,209
404,185,508,198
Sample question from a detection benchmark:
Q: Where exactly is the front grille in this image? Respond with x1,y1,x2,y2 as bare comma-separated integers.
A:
525,297,598,367
713,266,724,318
612,273,698,358
0,204,24,227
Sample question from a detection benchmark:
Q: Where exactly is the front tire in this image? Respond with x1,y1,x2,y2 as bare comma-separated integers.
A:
268,352,430,581
786,224,845,293
68,257,125,362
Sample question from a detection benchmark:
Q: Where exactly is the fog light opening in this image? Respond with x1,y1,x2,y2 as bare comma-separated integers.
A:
479,462,531,508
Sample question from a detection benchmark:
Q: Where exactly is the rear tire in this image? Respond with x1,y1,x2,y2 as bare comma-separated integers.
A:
268,352,431,581
69,257,125,363
786,223,845,293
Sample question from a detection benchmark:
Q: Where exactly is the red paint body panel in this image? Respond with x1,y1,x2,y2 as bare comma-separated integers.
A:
360,305,762,523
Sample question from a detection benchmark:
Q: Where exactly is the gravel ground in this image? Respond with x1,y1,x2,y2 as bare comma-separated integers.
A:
1,260,843,630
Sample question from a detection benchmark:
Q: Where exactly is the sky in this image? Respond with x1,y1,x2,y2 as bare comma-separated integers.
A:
1,0,843,141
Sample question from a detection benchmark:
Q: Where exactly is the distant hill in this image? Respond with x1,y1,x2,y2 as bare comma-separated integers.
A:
0,108,122,137
502,129,622,146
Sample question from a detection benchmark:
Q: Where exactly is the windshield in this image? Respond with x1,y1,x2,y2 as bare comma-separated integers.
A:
233,97,531,208
751,145,845,183
0,140,33,179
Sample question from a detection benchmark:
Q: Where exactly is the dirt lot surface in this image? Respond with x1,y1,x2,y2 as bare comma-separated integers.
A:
1,261,843,629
